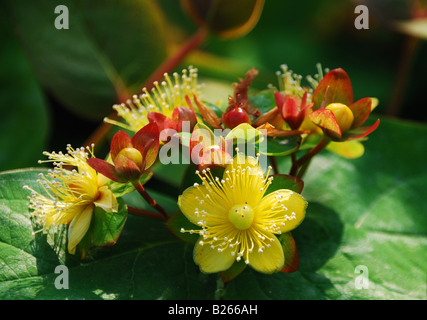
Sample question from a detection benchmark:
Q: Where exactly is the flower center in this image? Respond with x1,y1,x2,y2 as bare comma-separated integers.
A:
228,204,254,230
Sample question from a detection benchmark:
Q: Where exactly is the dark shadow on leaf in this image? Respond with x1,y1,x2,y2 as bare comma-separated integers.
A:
30,225,79,275
293,201,343,273
30,233,61,276
222,202,343,299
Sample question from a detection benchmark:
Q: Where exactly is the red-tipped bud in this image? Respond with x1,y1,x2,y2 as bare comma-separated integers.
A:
87,123,160,184
114,150,143,182
275,91,312,130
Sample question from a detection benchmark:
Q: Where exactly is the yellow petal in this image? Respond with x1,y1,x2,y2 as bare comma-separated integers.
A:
255,189,307,234
369,97,379,111
94,186,118,213
193,238,235,273
326,140,365,159
67,205,94,254
248,233,284,274
177,185,207,225
54,204,86,226
97,170,110,186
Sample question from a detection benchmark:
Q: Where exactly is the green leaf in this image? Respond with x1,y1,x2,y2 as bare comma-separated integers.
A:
4,0,168,120
150,155,190,189
166,211,199,244
106,171,153,198
267,174,304,194
259,135,299,156
0,169,70,285
179,164,200,193
224,123,264,145
0,10,49,171
91,198,127,247
249,89,277,115
179,163,225,195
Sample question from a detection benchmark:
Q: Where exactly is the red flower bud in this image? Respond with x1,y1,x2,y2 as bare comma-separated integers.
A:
222,106,251,129
87,123,159,183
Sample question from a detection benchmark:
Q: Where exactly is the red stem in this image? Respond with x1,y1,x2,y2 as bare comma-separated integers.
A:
289,137,329,177
140,27,208,93
386,36,419,117
133,181,169,219
128,206,165,221
84,27,209,148
290,136,302,172
269,156,279,174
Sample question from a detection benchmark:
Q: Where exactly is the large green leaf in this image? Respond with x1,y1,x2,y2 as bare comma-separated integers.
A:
1,117,427,300
0,9,49,171
0,169,71,293
4,0,168,120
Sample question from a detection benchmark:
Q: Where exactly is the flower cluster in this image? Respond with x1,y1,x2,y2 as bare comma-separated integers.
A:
25,64,379,280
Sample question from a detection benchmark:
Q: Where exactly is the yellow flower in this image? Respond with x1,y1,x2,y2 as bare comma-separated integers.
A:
178,154,307,274
24,145,118,255
104,66,200,133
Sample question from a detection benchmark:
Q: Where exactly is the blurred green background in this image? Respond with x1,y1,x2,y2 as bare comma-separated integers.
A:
1,0,426,172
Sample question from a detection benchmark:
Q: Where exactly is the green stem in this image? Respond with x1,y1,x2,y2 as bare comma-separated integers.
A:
133,181,169,219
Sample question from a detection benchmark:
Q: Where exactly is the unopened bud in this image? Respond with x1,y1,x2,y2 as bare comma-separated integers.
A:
326,103,354,133
117,147,143,169
223,107,251,129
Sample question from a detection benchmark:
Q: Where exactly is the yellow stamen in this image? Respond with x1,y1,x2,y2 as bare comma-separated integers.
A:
104,67,200,133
